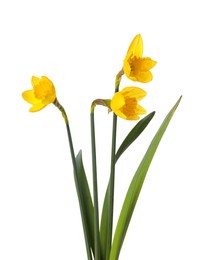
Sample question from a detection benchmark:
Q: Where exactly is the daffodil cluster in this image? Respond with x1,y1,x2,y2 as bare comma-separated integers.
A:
109,34,156,120
22,34,156,121
22,33,181,260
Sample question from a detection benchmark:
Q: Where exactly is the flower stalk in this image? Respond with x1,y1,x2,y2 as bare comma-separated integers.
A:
90,104,101,260
106,69,123,260
54,99,93,260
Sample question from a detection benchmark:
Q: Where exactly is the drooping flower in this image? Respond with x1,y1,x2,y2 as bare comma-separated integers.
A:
123,34,157,83
22,76,56,112
110,87,147,120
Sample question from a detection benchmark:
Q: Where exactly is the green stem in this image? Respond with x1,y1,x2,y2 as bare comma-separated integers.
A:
90,109,101,260
106,69,124,260
53,99,92,260
106,114,117,260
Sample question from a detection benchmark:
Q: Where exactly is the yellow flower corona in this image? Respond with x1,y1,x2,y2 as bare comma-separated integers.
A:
111,87,147,120
123,34,157,83
22,76,56,112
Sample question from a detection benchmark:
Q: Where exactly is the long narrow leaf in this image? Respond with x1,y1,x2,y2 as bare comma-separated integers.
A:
100,112,155,259
76,150,95,256
115,111,155,163
100,182,109,260
110,96,182,260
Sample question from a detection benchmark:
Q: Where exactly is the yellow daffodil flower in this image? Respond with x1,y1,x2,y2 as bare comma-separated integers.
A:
111,87,147,120
123,34,157,83
22,76,56,112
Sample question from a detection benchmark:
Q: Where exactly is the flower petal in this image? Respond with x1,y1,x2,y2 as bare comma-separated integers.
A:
126,114,140,120
31,76,41,87
29,102,47,112
111,92,125,111
126,34,143,59
121,87,147,101
136,104,147,114
123,59,132,78
22,90,39,104
113,109,127,120
134,70,153,83
138,57,157,70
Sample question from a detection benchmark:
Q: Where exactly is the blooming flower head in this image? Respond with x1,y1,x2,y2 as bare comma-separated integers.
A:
123,34,157,83
22,76,56,112
111,87,147,120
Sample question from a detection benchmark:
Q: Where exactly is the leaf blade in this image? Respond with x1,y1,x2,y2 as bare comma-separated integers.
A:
75,150,95,255
100,112,155,258
110,96,182,260
115,111,155,163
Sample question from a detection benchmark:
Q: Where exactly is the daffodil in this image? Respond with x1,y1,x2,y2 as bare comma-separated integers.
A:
111,87,147,120
123,34,157,83
22,76,56,112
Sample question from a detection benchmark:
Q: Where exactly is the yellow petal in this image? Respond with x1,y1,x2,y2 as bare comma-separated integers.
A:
126,114,140,120
113,109,127,120
126,34,143,59
121,87,147,101
134,70,153,83
138,57,157,70
123,59,132,78
136,104,147,114
22,90,39,105
111,92,125,111
29,103,47,112
41,76,55,91
31,76,41,87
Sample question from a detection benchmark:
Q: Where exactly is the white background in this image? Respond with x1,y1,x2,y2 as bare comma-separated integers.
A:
0,0,206,259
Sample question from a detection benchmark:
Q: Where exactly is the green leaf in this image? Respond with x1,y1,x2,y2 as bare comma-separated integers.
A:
115,111,155,163
75,150,95,255
109,96,182,260
100,112,155,259
100,184,109,260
